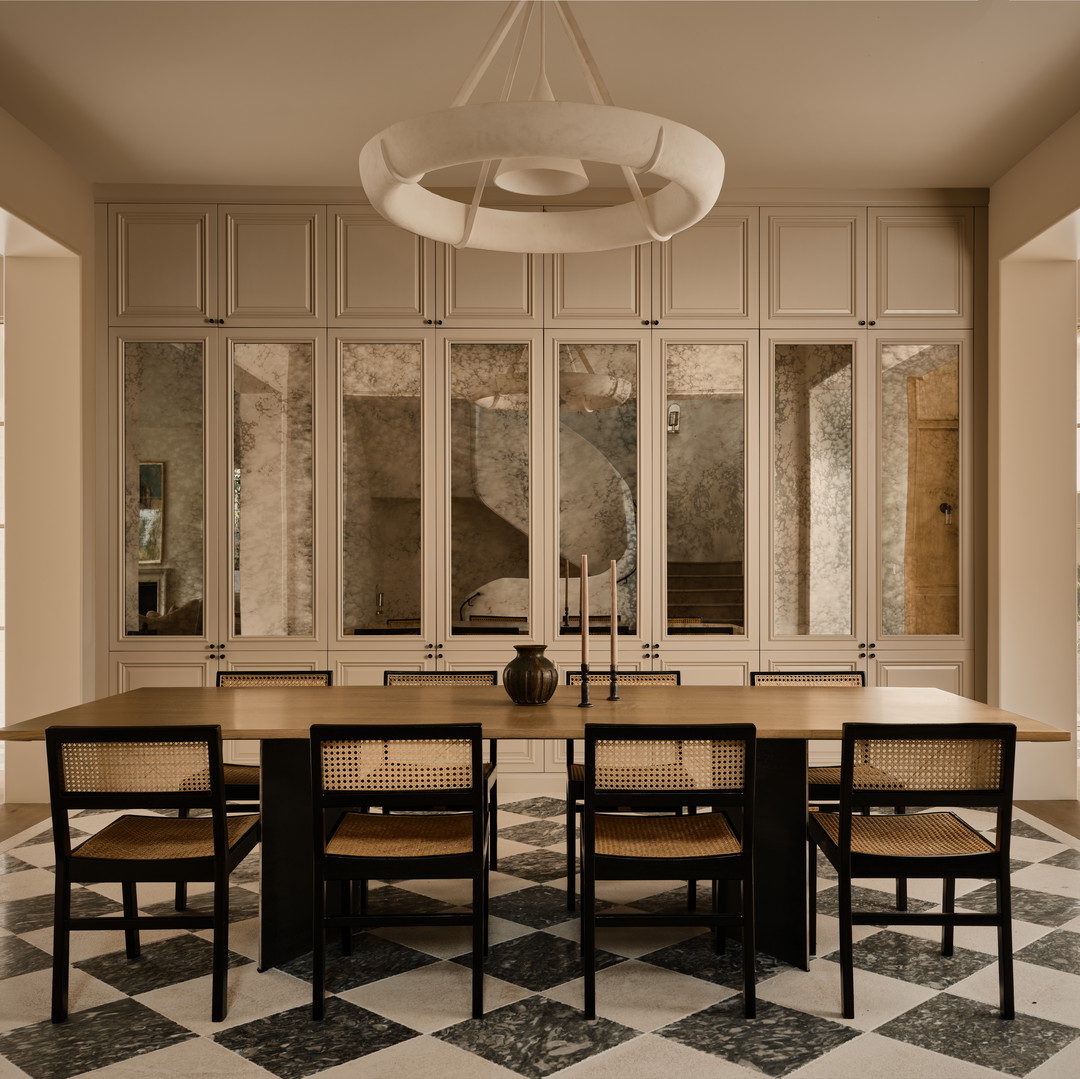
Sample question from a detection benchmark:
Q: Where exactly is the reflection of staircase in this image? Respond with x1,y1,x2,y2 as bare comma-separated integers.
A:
667,561,744,627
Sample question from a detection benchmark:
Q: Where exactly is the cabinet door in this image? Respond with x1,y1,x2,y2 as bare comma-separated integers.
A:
761,208,866,326
331,208,434,326
219,205,325,324
653,209,758,327
764,331,867,650
868,208,973,327
548,246,652,326
108,204,216,326
109,652,217,692
112,331,218,649
439,246,542,327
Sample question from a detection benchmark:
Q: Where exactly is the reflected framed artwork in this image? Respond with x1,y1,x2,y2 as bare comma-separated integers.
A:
138,461,164,564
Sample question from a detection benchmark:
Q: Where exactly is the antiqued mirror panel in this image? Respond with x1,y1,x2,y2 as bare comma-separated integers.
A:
558,342,639,640
772,342,854,637
231,341,315,637
665,343,746,635
449,342,531,636
123,340,205,637
879,342,960,636
340,342,424,636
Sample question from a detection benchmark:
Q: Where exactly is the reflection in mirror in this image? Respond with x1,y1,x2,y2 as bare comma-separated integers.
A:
558,342,638,638
449,343,531,636
232,341,314,637
340,341,423,636
772,342,853,636
124,341,204,636
880,343,959,635
665,343,745,635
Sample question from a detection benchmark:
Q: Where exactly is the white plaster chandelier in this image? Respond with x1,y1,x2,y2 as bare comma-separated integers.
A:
358,0,725,254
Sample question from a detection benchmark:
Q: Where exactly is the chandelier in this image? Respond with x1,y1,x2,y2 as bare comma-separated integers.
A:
358,0,725,254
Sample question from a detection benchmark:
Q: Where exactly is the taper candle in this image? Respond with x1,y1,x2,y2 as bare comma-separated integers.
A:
610,559,618,667
580,554,589,664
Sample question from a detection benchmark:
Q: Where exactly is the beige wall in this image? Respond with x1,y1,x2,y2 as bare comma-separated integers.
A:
0,105,95,800
989,107,1080,799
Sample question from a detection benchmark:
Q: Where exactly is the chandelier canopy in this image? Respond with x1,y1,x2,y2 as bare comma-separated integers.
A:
358,0,725,254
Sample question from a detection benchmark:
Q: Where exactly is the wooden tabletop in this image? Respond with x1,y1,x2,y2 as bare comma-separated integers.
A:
0,685,1067,741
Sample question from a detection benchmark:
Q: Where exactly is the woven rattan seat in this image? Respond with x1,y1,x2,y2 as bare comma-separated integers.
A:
310,723,489,1021
580,722,757,1020
563,670,683,911
806,721,1017,1020
45,725,260,1024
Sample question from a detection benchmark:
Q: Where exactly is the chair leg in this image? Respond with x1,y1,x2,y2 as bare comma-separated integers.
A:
808,837,818,958
566,788,577,911
997,875,1015,1020
340,881,353,956
582,854,596,1020
741,875,756,1019
489,783,498,872
894,806,908,911
941,878,955,957
211,876,229,1022
175,806,190,910
472,862,485,1018
839,871,855,1020
312,878,326,1020
122,881,140,960
712,880,723,954
51,871,71,1023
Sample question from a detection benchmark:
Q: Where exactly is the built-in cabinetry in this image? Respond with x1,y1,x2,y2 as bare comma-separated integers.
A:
102,198,978,786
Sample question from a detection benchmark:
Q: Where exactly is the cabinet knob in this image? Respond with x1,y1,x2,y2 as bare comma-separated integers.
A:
868,653,876,658
868,320,876,326
424,319,434,325
642,320,650,326
436,319,443,325
652,320,659,326
426,652,434,658
858,320,866,326
858,652,866,658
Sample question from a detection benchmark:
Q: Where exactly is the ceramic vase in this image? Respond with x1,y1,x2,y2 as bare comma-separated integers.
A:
502,644,558,705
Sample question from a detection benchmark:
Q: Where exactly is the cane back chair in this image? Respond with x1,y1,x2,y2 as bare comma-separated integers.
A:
45,725,260,1023
309,723,489,1019
564,669,682,910
581,722,757,1019
383,670,500,866
807,722,1017,1019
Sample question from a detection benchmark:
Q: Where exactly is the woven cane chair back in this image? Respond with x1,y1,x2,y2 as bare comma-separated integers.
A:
846,732,1008,798
320,736,475,792
593,737,746,792
383,670,498,686
750,670,865,687
56,739,212,794
217,670,332,687
567,670,681,686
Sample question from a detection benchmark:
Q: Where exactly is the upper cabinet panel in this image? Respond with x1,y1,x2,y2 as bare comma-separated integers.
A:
548,244,651,326
331,207,434,326
219,205,325,325
440,246,542,327
109,205,216,326
654,208,758,327
868,208,973,327
761,208,866,327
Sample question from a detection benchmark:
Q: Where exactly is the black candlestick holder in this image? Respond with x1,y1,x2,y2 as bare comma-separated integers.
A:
607,665,620,700
578,663,592,707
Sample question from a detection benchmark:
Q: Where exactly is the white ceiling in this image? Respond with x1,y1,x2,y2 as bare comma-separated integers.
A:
1,0,1080,194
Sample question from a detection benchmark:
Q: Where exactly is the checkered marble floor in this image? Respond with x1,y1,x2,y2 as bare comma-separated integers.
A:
2,797,1080,1079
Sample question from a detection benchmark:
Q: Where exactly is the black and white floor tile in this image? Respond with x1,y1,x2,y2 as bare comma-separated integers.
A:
1,798,1079,1079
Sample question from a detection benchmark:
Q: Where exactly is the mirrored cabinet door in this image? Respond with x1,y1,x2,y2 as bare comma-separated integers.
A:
228,333,320,642
874,333,970,641
116,332,212,643
337,335,429,640
767,333,863,644
662,336,754,641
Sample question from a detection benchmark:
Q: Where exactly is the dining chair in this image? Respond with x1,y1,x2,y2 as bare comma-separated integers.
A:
45,724,260,1023
749,668,908,932
580,722,757,1019
383,670,500,868
309,723,489,1019
807,721,1017,1019
171,668,331,910
563,669,682,910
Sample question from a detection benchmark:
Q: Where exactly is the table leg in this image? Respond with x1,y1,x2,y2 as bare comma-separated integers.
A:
754,738,809,970
258,738,313,969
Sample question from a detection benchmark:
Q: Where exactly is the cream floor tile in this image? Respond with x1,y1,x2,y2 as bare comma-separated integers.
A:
20,925,186,962
947,958,1080,1029
544,959,734,1032
787,1030,1010,1079
309,1034,521,1079
1011,860,1080,898
885,917,1049,954
337,962,531,1033
556,1032,755,1078
134,962,312,1036
75,1035,275,1078
546,921,705,958
810,917,883,957
1025,1030,1080,1079
0,867,55,902
756,958,937,1030
0,968,124,1033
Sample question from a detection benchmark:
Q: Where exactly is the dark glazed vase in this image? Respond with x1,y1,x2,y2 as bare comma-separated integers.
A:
502,644,559,705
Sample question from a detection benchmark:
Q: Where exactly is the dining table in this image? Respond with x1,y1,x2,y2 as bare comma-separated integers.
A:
1,683,1067,971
